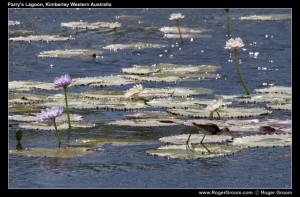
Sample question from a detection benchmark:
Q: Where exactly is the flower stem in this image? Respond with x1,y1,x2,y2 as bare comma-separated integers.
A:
234,48,250,95
63,87,71,140
113,28,119,39
209,111,213,118
225,9,231,38
175,20,183,42
53,118,61,148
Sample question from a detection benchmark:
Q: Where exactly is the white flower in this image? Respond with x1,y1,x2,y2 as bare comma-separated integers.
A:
125,84,143,99
169,13,185,20
205,99,223,113
224,37,244,50
109,22,121,29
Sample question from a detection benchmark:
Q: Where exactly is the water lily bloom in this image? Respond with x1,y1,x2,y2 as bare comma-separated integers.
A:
169,13,185,20
109,22,121,29
224,37,244,50
125,84,143,99
53,74,72,88
40,106,64,122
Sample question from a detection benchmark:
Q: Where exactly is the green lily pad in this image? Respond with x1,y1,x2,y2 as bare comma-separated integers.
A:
107,119,183,127
167,107,271,118
9,93,50,104
124,111,179,119
163,34,212,39
159,134,232,144
122,74,180,82
9,104,41,113
239,14,291,21
19,121,95,130
37,49,103,58
9,35,75,42
232,134,292,147
9,30,35,36
60,21,112,29
266,103,292,110
102,42,168,51
9,80,56,91
9,147,96,158
72,75,136,87
146,144,241,159
217,93,292,104
121,67,160,75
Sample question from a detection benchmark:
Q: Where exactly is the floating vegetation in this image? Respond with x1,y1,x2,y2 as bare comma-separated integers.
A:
115,15,142,20
107,119,183,127
159,26,211,34
9,30,35,36
167,107,271,118
163,34,212,39
9,35,75,42
146,144,241,159
159,134,232,144
146,97,218,108
60,21,112,29
9,93,50,104
217,93,291,104
37,49,103,58
239,14,291,21
8,20,21,26
125,111,179,119
122,64,221,75
19,121,95,130
102,42,168,51
72,138,155,146
232,134,292,147
266,103,292,110
9,147,96,158
72,75,136,87
9,81,55,91
254,86,292,95
9,113,83,123
123,74,179,82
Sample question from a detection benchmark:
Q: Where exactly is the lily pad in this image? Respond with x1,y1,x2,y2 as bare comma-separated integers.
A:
9,81,56,91
9,93,50,104
102,42,167,51
9,35,75,42
159,134,232,144
217,93,292,104
121,67,160,75
167,107,271,118
107,119,183,127
19,122,95,130
9,147,96,158
240,14,291,21
60,21,112,29
72,75,136,87
9,113,83,122
146,144,241,159
159,26,211,34
163,34,212,39
266,103,292,110
37,49,103,58
254,86,292,95
8,20,21,26
125,111,179,119
72,138,155,146
232,134,292,147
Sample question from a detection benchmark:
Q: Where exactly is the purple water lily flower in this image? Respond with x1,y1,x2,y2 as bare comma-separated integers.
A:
53,74,72,88
40,106,64,122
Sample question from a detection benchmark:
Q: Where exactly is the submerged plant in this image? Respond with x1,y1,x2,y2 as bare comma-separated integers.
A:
39,106,64,147
53,74,72,140
16,129,23,150
109,22,121,39
225,37,250,95
169,13,185,41
124,84,144,99
204,99,224,118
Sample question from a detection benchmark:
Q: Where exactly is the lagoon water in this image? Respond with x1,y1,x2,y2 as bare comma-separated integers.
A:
8,8,291,188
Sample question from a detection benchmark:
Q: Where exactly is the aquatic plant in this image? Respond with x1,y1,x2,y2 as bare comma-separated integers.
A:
225,37,250,95
204,99,224,118
54,74,72,140
39,106,64,147
225,9,231,38
169,13,185,41
109,22,121,39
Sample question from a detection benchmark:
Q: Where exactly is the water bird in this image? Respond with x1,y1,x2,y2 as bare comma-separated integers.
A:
186,122,232,153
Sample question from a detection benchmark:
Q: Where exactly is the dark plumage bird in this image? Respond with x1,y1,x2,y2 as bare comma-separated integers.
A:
186,122,232,153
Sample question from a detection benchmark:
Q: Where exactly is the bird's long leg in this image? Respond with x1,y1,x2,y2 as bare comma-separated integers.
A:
216,111,221,119
200,134,211,153
186,130,194,152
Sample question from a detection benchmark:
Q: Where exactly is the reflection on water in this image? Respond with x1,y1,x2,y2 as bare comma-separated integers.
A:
9,8,291,188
